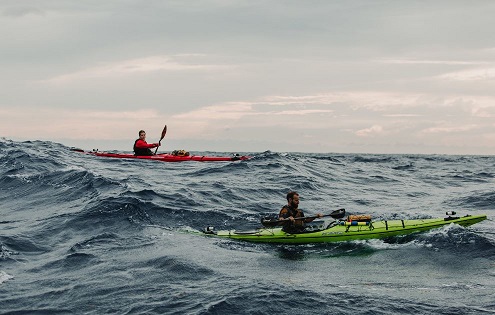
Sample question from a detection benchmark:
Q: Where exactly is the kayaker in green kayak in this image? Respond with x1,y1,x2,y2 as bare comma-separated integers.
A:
279,191,323,233
133,130,161,156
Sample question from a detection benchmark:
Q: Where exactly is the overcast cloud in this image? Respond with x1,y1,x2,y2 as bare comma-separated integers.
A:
1,0,495,154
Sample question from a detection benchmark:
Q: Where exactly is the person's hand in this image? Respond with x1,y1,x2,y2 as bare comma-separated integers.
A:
154,143,161,147
288,216,295,222
317,213,323,218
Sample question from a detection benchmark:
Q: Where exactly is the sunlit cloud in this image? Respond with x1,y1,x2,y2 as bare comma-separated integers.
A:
420,124,479,134
438,67,495,81
0,107,163,140
378,59,489,66
171,99,335,124
42,55,234,84
82,109,159,120
355,125,384,137
259,92,425,111
272,109,333,115
2,6,45,17
384,114,422,117
171,92,495,128
172,103,253,120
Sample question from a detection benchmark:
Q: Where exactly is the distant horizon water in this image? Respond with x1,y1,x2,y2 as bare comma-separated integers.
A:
3,137,495,157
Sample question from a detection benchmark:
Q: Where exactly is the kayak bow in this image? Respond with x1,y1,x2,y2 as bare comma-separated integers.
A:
202,214,487,244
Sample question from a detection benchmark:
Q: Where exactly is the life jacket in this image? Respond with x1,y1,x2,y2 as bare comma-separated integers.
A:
280,205,303,219
133,139,153,156
279,205,305,232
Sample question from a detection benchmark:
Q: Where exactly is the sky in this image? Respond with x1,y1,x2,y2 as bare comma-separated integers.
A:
1,0,495,155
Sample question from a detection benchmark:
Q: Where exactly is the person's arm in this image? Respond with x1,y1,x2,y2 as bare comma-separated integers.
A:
304,213,323,223
135,140,159,149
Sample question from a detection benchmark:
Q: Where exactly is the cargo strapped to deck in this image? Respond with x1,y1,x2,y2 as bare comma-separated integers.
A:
347,214,372,222
339,220,374,232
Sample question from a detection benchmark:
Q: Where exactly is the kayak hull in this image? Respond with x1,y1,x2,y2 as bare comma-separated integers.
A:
74,150,250,162
203,215,487,244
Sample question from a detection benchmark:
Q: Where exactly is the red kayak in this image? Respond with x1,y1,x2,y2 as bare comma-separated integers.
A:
72,149,250,162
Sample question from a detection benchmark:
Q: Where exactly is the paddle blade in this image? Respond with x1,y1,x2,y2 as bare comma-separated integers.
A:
329,208,346,219
154,125,167,154
261,216,280,228
160,125,167,141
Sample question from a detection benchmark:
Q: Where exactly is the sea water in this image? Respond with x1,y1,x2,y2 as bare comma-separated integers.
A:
1,139,494,314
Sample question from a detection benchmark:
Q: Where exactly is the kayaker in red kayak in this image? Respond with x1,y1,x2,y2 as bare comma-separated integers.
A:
133,130,161,156
279,191,322,233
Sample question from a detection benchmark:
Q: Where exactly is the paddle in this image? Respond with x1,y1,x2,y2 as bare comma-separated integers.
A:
261,208,346,227
154,125,167,154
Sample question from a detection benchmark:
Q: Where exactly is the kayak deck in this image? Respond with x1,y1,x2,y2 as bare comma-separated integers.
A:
72,149,250,162
202,214,487,244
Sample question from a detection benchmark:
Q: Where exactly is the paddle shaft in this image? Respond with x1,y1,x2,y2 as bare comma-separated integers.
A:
154,125,167,154
271,212,332,223
262,208,345,227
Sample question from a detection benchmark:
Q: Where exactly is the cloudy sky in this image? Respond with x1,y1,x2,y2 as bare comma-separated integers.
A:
1,0,495,154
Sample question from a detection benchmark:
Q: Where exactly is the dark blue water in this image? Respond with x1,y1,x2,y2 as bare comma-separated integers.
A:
1,139,494,314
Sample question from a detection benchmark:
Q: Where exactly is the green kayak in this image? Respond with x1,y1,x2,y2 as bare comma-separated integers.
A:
202,214,487,244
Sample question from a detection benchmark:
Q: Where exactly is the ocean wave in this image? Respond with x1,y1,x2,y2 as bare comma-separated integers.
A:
451,191,495,210
0,235,49,256
1,139,494,314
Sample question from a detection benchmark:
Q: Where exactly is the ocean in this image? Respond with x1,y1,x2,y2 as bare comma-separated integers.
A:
1,139,494,314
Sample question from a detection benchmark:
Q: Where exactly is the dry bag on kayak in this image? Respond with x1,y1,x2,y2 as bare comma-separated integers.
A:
171,149,190,156
347,214,372,222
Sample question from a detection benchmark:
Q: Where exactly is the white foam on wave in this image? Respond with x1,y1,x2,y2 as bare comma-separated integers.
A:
353,238,411,250
0,271,14,284
358,238,434,251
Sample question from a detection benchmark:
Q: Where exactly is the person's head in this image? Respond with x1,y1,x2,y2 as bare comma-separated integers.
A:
286,191,299,207
138,130,146,140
